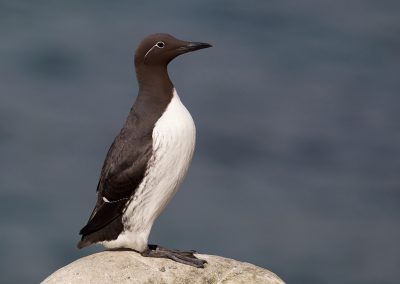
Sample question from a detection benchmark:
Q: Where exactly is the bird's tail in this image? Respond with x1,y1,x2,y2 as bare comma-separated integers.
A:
76,237,92,249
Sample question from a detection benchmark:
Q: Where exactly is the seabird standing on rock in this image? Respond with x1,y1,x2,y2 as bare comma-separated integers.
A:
77,33,211,268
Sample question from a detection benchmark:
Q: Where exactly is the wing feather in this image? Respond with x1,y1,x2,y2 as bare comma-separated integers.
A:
79,128,152,236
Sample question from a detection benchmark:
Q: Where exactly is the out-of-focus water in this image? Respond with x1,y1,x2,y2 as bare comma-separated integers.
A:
1,1,399,283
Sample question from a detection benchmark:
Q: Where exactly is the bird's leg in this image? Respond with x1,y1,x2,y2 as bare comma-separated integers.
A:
141,244,207,268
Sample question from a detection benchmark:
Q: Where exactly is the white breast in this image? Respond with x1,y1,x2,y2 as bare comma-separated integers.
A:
101,89,196,251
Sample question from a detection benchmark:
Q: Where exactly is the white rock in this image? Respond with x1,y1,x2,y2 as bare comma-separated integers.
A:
42,251,285,284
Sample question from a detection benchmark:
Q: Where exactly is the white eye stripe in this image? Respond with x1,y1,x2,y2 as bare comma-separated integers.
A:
144,41,166,63
144,45,157,60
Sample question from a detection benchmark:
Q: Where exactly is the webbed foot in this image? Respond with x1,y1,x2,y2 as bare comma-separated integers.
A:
141,244,207,268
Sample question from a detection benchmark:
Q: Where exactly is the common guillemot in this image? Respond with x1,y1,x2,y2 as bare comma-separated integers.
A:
77,33,211,268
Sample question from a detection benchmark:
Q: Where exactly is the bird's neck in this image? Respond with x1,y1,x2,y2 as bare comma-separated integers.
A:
129,65,174,126
135,65,173,97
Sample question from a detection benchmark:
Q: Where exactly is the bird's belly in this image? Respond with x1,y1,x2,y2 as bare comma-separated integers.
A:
104,90,195,251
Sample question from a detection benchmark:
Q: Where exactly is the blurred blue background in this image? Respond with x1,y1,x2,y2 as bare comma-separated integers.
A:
1,1,400,283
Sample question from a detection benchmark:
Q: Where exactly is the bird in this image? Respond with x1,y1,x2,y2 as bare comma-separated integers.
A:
77,33,211,268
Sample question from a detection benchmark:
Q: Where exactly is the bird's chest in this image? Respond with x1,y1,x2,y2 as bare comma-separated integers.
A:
151,92,196,170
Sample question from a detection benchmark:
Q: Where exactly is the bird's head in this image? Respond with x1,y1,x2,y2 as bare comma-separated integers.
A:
134,33,212,67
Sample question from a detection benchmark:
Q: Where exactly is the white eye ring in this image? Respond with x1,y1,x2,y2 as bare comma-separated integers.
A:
156,41,165,48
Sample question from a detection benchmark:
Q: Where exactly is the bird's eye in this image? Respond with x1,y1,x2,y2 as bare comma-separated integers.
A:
156,41,165,48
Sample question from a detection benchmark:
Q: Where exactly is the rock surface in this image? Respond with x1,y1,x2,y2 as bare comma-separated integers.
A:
42,251,285,284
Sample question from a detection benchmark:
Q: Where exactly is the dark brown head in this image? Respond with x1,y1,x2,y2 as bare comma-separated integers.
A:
134,33,212,67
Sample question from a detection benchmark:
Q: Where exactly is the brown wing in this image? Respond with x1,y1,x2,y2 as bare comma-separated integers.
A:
78,130,152,237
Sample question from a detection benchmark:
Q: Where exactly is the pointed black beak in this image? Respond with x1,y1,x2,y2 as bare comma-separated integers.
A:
179,42,212,53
